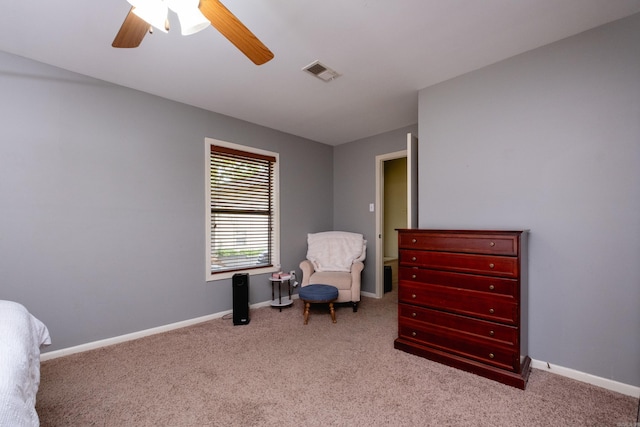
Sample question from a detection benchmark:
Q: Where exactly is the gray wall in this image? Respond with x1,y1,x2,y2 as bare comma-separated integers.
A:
0,51,333,351
418,14,640,386
333,124,418,294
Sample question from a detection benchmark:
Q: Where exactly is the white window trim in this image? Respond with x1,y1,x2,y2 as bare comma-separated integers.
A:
205,137,281,282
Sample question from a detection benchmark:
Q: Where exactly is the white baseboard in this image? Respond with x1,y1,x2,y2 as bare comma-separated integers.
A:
40,298,277,362
531,359,640,398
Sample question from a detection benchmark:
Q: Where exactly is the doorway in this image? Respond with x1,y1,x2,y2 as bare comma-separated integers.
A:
374,133,417,298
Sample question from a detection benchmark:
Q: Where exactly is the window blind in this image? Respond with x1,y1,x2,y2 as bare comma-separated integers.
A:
210,145,276,273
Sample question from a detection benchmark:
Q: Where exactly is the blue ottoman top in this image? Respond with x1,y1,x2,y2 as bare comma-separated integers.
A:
299,284,339,301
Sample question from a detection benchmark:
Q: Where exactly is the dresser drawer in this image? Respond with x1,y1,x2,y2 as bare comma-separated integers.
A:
398,318,519,371
398,304,518,347
400,250,518,278
399,281,518,325
398,231,519,256
399,267,517,298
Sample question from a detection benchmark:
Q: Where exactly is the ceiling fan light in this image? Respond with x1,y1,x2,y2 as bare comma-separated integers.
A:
175,9,210,36
164,0,209,36
130,0,169,33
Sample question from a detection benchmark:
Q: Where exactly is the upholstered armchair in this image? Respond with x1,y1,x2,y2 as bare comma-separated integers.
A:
299,231,366,312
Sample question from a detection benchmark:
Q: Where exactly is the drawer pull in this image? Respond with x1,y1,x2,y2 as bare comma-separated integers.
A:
489,285,495,291
489,241,495,247
411,294,417,299
411,312,417,318
489,263,495,269
489,330,495,336
411,331,417,337
412,256,417,261
489,308,495,314
412,238,417,243
489,353,495,359
412,274,417,279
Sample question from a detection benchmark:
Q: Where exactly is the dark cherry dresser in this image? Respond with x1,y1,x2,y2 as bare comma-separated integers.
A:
394,229,530,389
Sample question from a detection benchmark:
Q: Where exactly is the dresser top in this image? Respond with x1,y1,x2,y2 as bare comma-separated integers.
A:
397,229,527,235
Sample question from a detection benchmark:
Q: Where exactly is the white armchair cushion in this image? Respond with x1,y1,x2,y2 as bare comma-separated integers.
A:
308,271,353,290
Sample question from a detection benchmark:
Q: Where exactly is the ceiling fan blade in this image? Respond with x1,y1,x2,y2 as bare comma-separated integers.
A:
199,0,274,65
112,7,150,48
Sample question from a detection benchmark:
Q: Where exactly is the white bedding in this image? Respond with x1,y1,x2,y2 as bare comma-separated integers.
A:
307,231,367,272
0,301,51,427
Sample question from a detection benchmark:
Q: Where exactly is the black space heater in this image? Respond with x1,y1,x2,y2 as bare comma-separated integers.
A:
232,273,250,325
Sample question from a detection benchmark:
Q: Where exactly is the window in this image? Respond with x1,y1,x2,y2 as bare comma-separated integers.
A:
205,138,280,280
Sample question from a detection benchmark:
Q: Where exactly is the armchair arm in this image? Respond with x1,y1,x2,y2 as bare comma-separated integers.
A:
299,260,315,287
350,261,364,302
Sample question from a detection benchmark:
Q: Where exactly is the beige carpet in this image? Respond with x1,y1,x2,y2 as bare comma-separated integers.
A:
37,290,638,426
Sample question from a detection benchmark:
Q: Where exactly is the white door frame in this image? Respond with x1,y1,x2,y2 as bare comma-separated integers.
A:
407,133,418,229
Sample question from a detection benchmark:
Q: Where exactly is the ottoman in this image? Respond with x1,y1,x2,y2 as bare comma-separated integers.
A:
298,284,339,324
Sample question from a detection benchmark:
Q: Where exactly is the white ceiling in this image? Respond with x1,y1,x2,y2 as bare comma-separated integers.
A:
1,1,639,145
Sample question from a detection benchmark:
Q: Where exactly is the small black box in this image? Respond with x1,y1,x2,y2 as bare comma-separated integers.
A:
384,265,392,293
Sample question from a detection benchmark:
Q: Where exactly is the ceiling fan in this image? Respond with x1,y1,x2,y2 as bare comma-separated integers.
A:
112,0,274,65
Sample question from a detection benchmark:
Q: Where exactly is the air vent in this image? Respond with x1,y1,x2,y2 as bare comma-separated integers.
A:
302,60,341,82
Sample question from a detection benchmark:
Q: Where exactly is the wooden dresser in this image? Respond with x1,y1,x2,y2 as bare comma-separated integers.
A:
394,229,530,389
